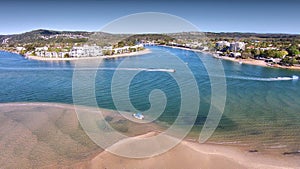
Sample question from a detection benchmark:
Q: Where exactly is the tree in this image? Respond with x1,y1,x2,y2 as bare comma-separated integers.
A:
19,50,27,55
265,50,276,58
241,50,252,59
274,50,288,58
287,46,300,56
129,48,136,52
117,41,125,48
251,49,260,57
281,57,298,66
25,44,35,51
64,53,70,58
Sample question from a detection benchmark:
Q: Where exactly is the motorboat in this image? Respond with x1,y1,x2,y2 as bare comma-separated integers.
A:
132,112,144,120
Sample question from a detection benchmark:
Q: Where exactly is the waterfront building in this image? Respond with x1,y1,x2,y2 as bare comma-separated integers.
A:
16,47,25,52
70,44,102,57
229,42,245,51
58,52,69,58
35,46,49,51
216,41,230,48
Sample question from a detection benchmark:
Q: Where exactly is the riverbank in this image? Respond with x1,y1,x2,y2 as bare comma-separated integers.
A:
0,102,299,168
24,48,151,61
160,45,300,71
216,55,300,70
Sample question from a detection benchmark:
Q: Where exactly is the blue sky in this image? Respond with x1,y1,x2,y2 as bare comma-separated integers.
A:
0,0,299,34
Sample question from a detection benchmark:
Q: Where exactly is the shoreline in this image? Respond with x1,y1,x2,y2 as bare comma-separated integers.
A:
0,102,299,168
217,55,300,70
85,132,300,169
160,45,300,71
24,48,151,61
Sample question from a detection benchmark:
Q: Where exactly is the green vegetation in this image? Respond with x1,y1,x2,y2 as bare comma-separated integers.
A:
287,45,300,56
64,53,70,58
119,34,175,46
254,50,289,59
213,35,300,66
1,29,299,67
102,49,114,55
19,50,27,55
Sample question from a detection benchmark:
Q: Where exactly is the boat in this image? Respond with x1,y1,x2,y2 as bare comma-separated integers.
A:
292,75,299,80
132,112,144,120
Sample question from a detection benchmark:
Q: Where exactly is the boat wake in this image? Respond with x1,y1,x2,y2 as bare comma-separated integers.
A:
111,68,176,72
0,67,176,73
227,75,299,81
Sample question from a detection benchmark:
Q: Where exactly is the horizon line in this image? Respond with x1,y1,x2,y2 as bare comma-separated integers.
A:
1,28,300,36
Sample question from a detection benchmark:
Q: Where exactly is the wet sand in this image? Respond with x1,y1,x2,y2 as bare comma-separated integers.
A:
86,138,300,169
0,102,299,168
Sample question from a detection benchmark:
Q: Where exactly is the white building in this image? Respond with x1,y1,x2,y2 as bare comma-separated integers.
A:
216,41,230,48
114,46,130,54
35,51,45,57
230,42,245,51
44,52,58,58
35,46,49,51
230,52,242,58
259,47,278,51
83,45,102,57
35,51,58,58
70,46,84,57
70,45,102,58
201,46,209,51
103,46,113,51
2,38,10,44
59,52,69,58
16,47,25,52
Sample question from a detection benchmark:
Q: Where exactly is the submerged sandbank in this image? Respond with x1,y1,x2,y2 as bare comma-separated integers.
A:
0,102,299,168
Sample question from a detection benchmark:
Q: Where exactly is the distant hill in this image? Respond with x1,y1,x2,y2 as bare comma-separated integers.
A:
0,29,92,45
205,32,300,41
168,32,300,41
1,29,300,46
0,29,130,46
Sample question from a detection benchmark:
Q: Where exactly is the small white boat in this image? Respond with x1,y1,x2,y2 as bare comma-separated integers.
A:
132,112,144,120
239,61,243,64
292,75,299,80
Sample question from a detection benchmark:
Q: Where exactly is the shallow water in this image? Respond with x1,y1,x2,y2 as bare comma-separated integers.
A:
0,47,299,155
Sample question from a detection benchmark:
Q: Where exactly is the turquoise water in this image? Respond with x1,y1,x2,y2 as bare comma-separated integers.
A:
0,46,300,154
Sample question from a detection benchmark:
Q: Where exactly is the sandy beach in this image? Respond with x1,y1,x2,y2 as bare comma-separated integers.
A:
216,55,269,67
215,55,300,70
25,48,151,61
85,135,299,169
0,102,299,169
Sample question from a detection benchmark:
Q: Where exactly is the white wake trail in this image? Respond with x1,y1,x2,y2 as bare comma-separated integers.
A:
227,75,299,81
0,67,176,72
